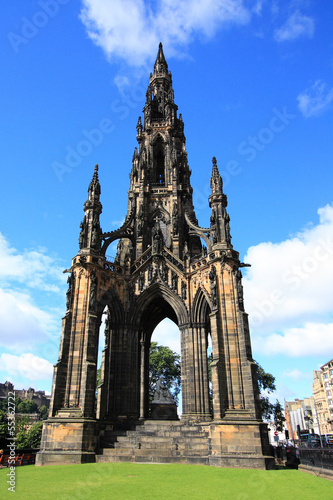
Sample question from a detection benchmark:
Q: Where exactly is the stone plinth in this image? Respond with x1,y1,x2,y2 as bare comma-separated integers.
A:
151,403,178,420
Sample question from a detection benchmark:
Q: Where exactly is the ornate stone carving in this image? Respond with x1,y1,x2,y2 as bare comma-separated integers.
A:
209,265,217,309
89,269,97,311
79,216,87,249
153,378,175,404
235,269,244,311
66,272,74,311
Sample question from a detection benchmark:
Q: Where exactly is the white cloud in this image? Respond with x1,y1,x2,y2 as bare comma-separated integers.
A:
79,0,250,67
0,233,65,350
0,289,53,350
274,10,314,42
0,353,53,382
243,204,333,356
297,80,333,118
281,368,312,382
254,322,333,358
0,233,65,292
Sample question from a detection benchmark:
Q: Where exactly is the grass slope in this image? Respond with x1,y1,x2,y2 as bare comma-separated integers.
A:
1,463,332,499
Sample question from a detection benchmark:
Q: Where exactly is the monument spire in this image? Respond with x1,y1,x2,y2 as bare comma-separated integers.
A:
78,164,103,253
154,42,168,75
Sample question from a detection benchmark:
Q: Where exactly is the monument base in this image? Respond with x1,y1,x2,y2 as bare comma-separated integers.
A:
35,417,97,466
150,403,178,420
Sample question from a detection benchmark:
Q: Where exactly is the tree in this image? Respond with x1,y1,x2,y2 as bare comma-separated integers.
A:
255,361,285,430
17,398,38,414
39,405,49,420
149,342,181,405
0,410,8,449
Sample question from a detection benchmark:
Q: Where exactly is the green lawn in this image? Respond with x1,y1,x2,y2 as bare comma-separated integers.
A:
1,463,332,499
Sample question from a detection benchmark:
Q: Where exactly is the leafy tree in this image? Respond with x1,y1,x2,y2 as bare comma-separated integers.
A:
26,421,43,448
17,398,38,414
15,429,29,449
0,396,21,412
39,405,49,420
149,342,181,405
255,361,285,430
0,410,8,449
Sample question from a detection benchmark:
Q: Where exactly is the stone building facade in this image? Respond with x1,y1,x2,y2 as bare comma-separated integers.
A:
0,381,50,409
313,359,333,434
36,44,273,469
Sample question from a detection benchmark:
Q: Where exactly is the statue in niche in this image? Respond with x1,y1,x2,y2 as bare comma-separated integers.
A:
182,241,189,260
181,281,187,300
148,265,153,284
209,265,217,309
91,215,102,249
89,270,97,311
66,272,74,311
225,213,231,244
137,219,143,237
171,272,178,292
153,378,175,404
152,230,163,254
138,273,144,291
79,216,87,249
172,204,178,235
211,228,218,245
235,269,244,311
161,261,168,282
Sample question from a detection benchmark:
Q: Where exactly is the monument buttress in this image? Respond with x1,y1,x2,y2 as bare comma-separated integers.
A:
37,44,273,469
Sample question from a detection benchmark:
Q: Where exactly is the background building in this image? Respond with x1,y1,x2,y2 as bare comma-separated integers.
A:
285,398,316,439
313,359,333,434
0,381,50,409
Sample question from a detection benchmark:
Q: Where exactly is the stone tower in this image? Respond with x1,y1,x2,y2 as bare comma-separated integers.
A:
37,44,273,469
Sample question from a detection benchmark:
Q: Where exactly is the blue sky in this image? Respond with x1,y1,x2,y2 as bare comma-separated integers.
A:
1,1,333,410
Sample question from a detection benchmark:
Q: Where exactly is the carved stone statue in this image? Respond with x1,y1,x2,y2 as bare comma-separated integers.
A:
89,270,97,311
209,265,217,309
225,213,231,244
181,281,187,300
79,216,87,249
66,272,74,311
235,269,244,311
172,204,178,235
91,215,102,250
138,273,144,291
171,272,178,292
153,378,175,404
152,230,163,254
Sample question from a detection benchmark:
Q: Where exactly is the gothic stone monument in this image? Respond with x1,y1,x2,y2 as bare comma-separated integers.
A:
36,44,273,469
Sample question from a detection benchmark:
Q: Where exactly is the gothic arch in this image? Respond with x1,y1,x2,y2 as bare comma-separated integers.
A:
97,285,125,325
129,282,189,332
191,286,212,324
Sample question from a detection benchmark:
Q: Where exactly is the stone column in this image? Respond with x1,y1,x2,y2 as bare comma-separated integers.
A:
139,331,146,419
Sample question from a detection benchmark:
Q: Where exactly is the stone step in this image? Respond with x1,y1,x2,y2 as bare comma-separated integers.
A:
95,454,210,465
98,447,209,457
112,441,209,452
126,430,207,438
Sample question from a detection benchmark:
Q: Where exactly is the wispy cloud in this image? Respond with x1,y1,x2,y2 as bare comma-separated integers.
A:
0,233,65,292
79,0,250,67
274,10,314,42
297,80,333,118
243,204,333,357
0,232,64,353
0,353,53,382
